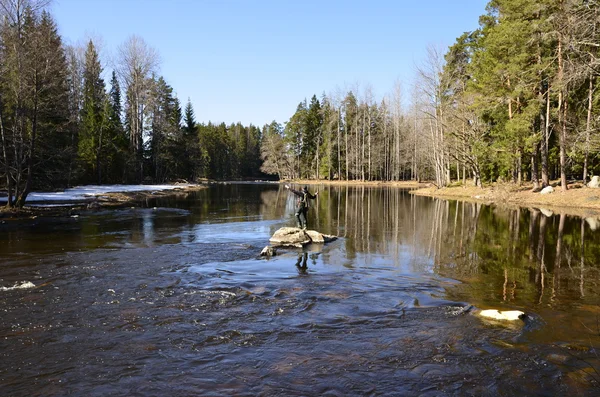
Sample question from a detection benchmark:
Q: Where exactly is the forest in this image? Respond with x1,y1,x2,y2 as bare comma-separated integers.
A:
262,0,600,190
1,0,600,207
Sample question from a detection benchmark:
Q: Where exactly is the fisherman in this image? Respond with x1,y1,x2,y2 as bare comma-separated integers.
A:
285,185,318,229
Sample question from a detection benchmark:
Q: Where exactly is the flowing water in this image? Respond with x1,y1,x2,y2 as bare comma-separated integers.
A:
1,183,599,396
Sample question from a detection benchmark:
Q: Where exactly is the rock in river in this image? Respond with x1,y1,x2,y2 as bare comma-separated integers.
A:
260,246,276,257
269,227,337,248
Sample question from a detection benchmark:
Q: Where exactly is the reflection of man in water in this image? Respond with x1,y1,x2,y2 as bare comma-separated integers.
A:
285,185,318,229
295,252,308,274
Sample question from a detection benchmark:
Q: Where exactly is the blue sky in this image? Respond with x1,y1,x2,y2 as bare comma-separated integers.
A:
52,0,488,127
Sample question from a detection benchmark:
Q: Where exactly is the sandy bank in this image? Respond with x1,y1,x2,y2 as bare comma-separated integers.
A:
410,183,600,217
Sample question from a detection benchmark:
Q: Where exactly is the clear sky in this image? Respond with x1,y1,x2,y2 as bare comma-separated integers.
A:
51,0,489,127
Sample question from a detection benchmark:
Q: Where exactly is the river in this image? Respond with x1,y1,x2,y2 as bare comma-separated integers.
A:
1,183,599,396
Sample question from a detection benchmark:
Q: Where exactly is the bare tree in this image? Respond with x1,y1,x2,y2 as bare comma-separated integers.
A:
116,35,159,182
415,45,451,187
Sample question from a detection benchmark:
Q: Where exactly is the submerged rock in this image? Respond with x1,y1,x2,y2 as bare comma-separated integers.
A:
269,227,337,248
260,246,277,257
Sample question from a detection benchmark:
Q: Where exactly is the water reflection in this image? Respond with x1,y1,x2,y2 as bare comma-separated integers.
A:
295,252,308,274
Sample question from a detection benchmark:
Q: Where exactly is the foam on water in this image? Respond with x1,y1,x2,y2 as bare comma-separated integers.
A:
0,281,35,291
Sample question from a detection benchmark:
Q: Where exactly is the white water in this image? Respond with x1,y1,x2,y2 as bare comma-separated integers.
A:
0,281,35,291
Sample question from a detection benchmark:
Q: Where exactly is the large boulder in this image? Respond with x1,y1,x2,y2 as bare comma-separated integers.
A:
588,175,600,188
269,227,337,248
540,186,554,195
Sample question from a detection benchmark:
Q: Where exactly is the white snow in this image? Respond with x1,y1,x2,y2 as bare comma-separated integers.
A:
0,184,193,203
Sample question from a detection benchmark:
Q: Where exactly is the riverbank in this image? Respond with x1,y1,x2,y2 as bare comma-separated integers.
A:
411,182,600,216
0,183,207,219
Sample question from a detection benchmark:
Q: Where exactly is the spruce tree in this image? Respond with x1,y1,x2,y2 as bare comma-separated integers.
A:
79,40,107,184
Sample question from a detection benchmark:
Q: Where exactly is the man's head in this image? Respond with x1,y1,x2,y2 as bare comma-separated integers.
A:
303,186,308,192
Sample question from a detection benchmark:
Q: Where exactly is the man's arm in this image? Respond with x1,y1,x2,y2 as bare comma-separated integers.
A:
285,185,303,197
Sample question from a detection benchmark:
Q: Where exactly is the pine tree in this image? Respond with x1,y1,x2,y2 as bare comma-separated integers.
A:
0,6,70,207
105,70,127,183
182,98,201,181
78,40,107,184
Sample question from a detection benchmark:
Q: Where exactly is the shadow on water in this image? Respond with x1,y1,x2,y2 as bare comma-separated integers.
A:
1,183,600,395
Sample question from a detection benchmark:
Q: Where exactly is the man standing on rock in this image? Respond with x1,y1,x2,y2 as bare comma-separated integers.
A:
285,185,318,229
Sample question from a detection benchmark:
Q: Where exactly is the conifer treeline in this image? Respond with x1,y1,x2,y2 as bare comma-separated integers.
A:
3,0,599,208
0,1,262,208
263,0,600,189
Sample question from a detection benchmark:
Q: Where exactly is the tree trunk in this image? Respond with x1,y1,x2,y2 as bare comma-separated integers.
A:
16,98,38,208
557,38,568,191
337,106,341,180
345,116,349,181
531,143,539,191
541,84,550,187
584,75,593,184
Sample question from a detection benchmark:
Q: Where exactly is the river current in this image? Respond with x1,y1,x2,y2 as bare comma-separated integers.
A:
1,183,599,396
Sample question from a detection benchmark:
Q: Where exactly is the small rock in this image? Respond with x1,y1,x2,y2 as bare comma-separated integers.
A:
540,186,554,195
539,208,554,217
478,309,525,321
260,246,276,257
87,201,100,210
586,217,600,231
587,175,600,188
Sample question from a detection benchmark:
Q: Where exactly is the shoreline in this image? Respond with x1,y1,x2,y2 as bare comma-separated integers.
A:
410,183,600,217
5,180,600,220
281,179,600,217
0,184,207,219
282,179,428,188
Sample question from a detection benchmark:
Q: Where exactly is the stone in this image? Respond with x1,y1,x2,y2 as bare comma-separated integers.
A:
586,217,600,231
478,309,525,321
588,175,600,188
87,201,101,210
540,186,554,195
269,227,311,247
269,227,337,248
260,246,276,257
305,230,324,243
539,208,554,217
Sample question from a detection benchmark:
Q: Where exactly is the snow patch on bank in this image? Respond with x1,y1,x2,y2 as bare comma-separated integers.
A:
1,281,35,291
0,184,193,203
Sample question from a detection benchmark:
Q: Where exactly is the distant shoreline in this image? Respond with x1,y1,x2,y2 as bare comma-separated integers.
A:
0,184,207,219
281,179,600,217
281,179,427,188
